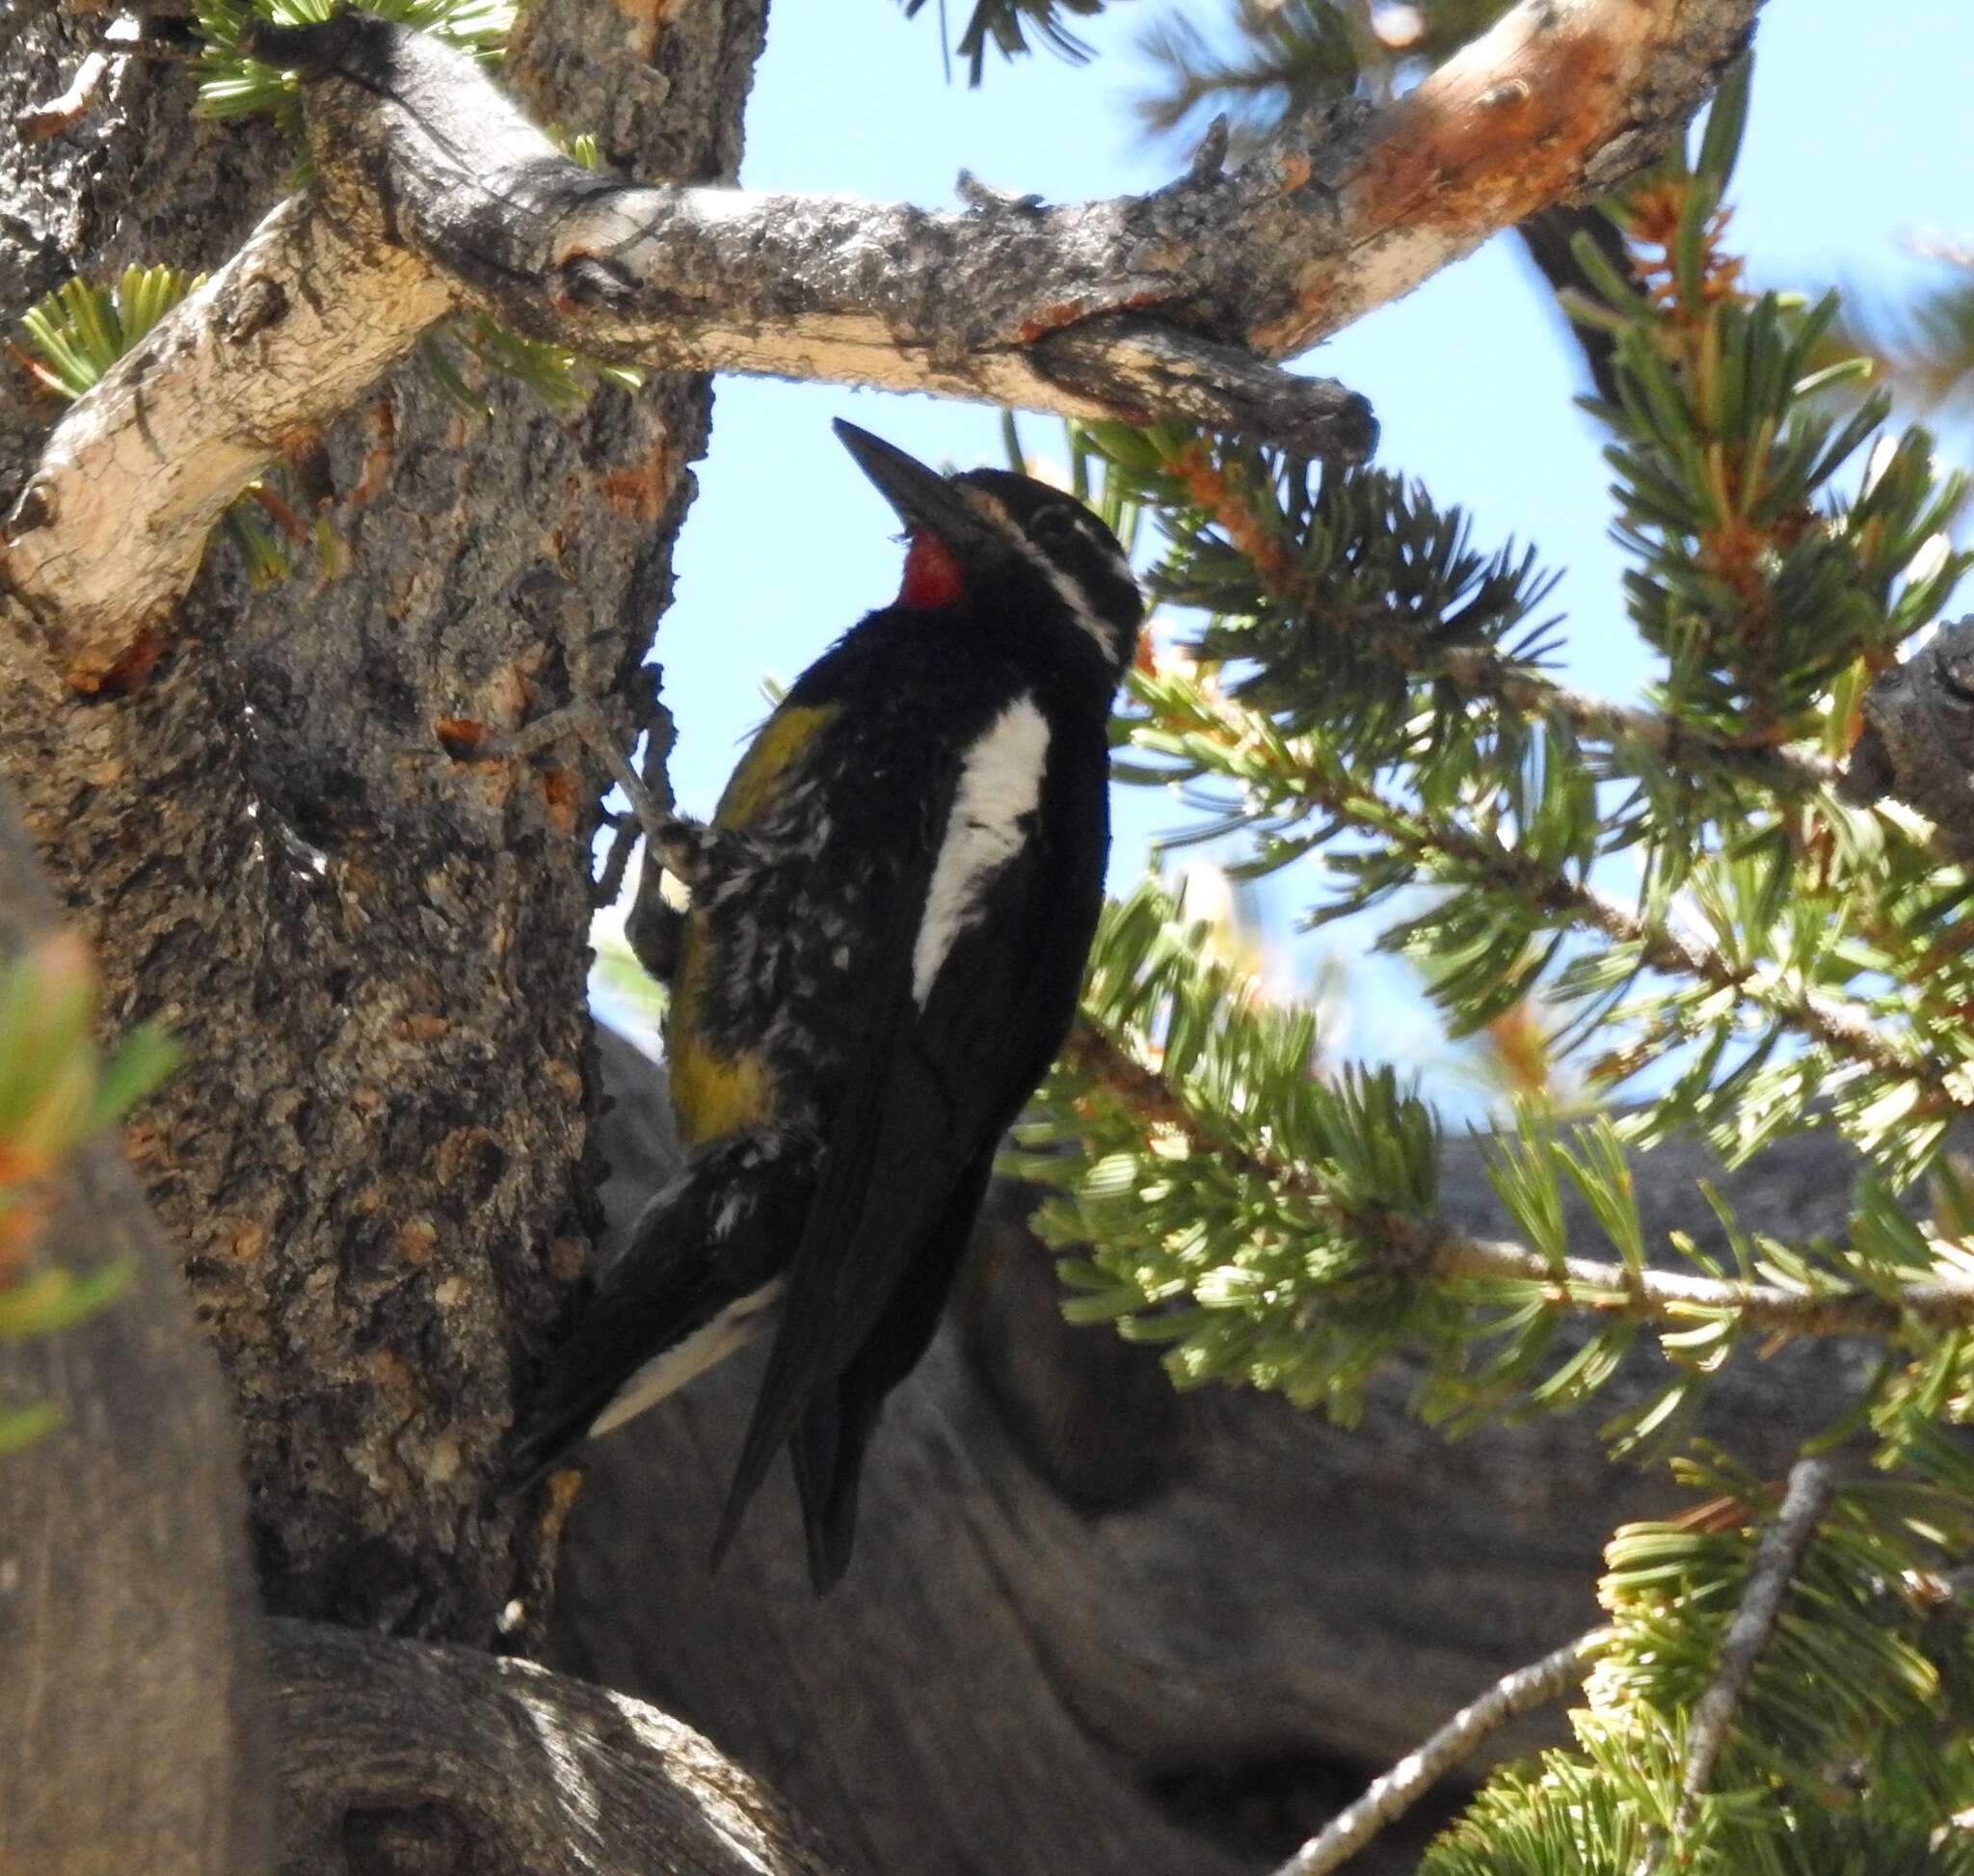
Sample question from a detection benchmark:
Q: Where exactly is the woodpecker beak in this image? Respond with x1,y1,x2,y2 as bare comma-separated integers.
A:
833,420,1002,557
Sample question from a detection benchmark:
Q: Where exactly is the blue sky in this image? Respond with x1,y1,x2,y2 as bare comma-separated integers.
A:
609,2,1973,1073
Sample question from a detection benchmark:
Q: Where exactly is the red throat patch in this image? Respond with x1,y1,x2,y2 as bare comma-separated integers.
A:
898,531,964,608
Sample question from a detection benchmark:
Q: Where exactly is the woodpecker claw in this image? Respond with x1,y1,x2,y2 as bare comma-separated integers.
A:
449,699,739,894
474,700,674,841
1187,114,1231,182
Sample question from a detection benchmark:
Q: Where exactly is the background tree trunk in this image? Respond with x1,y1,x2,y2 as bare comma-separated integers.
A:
0,784,272,1876
0,0,764,1641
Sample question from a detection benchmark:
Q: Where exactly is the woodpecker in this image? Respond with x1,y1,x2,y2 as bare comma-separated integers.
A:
511,420,1143,1591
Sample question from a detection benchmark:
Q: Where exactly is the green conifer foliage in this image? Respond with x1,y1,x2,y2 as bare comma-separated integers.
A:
1009,53,1974,1868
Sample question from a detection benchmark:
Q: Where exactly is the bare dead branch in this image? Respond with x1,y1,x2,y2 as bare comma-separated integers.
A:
268,1618,845,1876
1277,1629,1607,1876
1673,1458,1837,1830
256,7,1374,457
1,191,454,689
3,0,1757,685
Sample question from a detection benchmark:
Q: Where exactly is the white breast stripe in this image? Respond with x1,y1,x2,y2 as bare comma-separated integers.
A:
587,1276,785,1439
913,697,1051,1006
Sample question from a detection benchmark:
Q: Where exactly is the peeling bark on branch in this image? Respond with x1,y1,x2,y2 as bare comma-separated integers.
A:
269,1619,844,1876
264,0,1754,405
4,195,455,689
4,0,1760,684
245,8,1376,451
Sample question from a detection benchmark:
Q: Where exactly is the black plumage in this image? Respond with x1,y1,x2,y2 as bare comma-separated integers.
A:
513,423,1142,1590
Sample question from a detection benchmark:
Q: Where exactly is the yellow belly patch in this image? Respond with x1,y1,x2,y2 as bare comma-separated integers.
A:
715,704,837,828
667,917,773,1144
664,703,838,1144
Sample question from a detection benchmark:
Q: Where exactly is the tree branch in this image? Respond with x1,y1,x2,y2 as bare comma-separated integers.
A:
1,189,454,690
1842,614,1974,865
1432,646,1841,795
268,1618,845,1876
1422,1229,1974,1336
1159,440,1846,797
3,0,1758,685
1275,1630,1607,1876
1070,1019,1974,1338
1143,672,1951,1104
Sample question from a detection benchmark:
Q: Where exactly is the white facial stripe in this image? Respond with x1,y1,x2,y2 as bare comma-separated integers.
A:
959,487,1127,666
587,1276,784,1438
913,697,1051,1006
1035,557,1125,662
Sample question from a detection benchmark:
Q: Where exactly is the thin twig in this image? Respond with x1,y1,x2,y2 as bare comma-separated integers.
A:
1158,449,1842,795
1149,679,1950,1105
1625,1459,1839,1869
1350,741,1931,1095
1434,646,1840,793
1561,870,1928,1093
1424,1230,1974,1334
1275,1630,1608,1876
1673,1458,1836,1831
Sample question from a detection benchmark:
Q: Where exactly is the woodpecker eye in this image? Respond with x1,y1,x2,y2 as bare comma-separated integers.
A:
1028,508,1085,551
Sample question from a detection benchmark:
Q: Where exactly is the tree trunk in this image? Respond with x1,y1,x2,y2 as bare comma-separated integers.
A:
0,0,764,1641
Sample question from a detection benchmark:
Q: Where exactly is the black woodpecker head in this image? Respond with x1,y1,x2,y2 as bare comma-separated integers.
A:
834,419,1145,675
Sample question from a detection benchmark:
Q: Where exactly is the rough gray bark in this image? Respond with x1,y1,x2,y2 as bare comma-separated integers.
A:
0,783,271,1876
548,1032,1881,1875
0,0,764,1639
269,1618,845,1876
1844,614,1974,859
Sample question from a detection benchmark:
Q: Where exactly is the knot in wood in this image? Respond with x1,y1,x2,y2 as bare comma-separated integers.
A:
223,274,288,345
553,254,639,312
7,478,57,534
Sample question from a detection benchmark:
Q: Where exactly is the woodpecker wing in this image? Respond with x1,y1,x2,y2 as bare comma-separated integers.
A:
711,694,1107,1568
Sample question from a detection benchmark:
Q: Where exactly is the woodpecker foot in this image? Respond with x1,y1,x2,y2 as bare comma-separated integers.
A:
462,698,653,818
462,701,756,895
